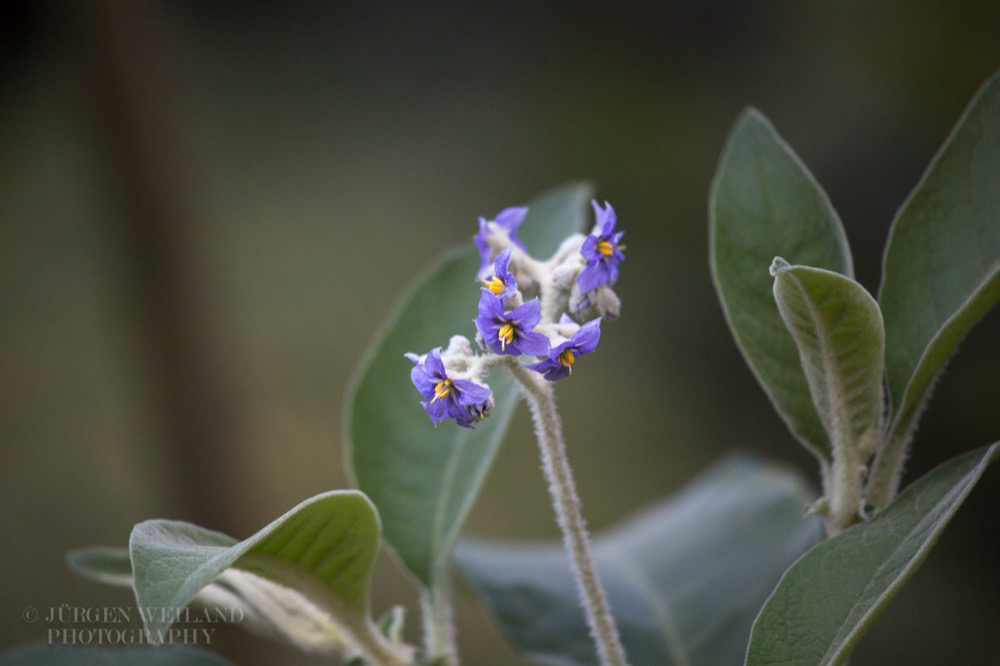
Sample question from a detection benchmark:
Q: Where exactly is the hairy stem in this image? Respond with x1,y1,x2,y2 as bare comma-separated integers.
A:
421,584,458,666
827,447,863,535
865,408,920,511
511,367,629,666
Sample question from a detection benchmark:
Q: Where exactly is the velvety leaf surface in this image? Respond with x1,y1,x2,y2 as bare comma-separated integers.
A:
0,645,233,666
746,443,1000,666
710,110,853,461
771,261,884,459
129,490,382,656
455,456,823,666
68,546,134,586
880,71,1000,438
345,183,592,588
69,547,359,654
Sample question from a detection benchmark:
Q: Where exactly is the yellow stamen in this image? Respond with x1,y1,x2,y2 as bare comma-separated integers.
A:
479,276,506,295
431,378,453,404
597,240,625,258
498,323,515,351
558,349,575,374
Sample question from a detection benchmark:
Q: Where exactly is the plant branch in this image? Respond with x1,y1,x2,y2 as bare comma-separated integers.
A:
421,582,458,666
865,403,923,511
510,367,629,666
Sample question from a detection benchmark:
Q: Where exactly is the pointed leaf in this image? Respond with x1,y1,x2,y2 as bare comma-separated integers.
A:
0,645,233,666
345,183,593,588
454,456,823,666
880,71,1000,440
746,442,1000,666
128,491,404,663
770,260,884,460
710,110,853,461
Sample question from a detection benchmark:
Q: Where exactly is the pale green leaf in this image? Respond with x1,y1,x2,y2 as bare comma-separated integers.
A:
746,442,1000,666
345,183,593,589
68,546,133,586
68,547,371,655
710,110,853,461
128,491,406,663
880,71,1000,443
770,260,884,461
455,456,823,666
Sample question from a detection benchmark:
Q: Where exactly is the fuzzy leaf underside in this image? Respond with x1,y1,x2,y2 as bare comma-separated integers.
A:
771,261,884,459
128,490,381,655
69,547,356,653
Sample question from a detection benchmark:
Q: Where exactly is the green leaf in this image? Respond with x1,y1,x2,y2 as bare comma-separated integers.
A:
129,491,409,664
746,442,1000,666
880,71,1000,440
454,456,823,666
770,260,884,461
68,546,367,655
0,645,233,666
345,182,593,588
710,110,853,461
68,546,134,586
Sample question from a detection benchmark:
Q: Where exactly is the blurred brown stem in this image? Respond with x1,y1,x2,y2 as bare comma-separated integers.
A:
72,0,246,533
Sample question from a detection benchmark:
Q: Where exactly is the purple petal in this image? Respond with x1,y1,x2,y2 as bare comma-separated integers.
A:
475,293,505,344
410,365,437,397
475,217,492,270
524,356,559,374
591,200,617,236
548,338,575,357
507,298,541,330
580,234,601,263
606,261,620,286
424,348,447,379
578,260,613,294
423,398,451,426
494,206,529,234
452,378,492,405
494,247,512,278
441,393,468,421
525,356,569,382
474,316,499,348
572,318,602,354
477,291,505,320
515,330,551,357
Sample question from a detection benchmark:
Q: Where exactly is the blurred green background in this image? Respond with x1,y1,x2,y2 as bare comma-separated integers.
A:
2,2,1000,664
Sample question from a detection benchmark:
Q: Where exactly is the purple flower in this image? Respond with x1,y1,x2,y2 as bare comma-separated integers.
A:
406,349,494,428
475,206,528,273
525,318,601,381
478,248,517,299
578,201,625,294
475,292,550,356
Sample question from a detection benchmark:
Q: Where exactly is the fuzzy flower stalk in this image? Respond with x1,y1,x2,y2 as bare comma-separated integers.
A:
405,201,629,666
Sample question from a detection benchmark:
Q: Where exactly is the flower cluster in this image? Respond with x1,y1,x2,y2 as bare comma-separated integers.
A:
406,200,625,428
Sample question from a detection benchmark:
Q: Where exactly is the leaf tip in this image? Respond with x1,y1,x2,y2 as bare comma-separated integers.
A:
769,256,790,277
